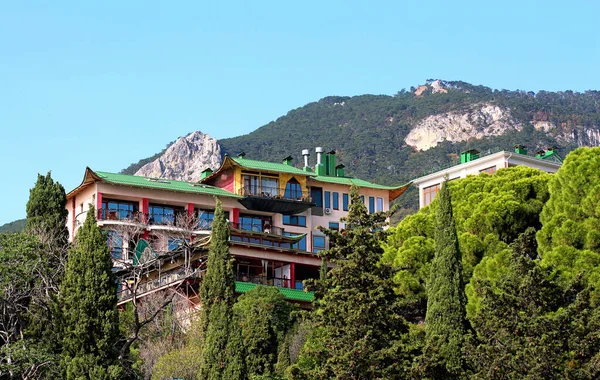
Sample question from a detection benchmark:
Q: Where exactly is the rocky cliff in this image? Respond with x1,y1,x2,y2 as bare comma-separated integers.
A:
134,131,222,182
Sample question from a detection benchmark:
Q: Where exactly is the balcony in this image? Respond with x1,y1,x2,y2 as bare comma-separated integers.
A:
96,208,211,234
229,221,306,250
117,268,201,304
237,185,314,214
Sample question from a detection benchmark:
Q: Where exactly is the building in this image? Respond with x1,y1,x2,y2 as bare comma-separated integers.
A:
65,148,411,309
411,145,563,208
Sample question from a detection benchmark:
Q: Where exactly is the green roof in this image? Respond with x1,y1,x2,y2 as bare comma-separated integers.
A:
235,281,314,302
311,175,404,190
231,156,311,176
94,171,240,198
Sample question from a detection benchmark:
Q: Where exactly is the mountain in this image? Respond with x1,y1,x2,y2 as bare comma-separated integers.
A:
122,80,600,211
0,218,26,233
134,131,222,182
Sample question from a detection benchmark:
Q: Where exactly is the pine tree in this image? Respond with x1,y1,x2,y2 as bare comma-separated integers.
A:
291,186,410,378
421,180,467,377
198,199,247,379
60,206,123,379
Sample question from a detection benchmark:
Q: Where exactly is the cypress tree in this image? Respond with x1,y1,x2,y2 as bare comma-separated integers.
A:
60,206,123,379
422,180,467,377
26,172,68,245
198,199,246,379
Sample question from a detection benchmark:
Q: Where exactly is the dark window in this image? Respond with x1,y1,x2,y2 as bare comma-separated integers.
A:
369,197,375,213
311,187,323,207
333,192,339,210
312,235,326,253
324,191,331,208
360,195,365,204
148,204,183,225
342,193,349,211
197,209,230,229
329,222,339,231
239,214,271,232
282,215,306,227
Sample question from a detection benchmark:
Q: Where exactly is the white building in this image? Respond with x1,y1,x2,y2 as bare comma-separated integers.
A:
412,146,563,208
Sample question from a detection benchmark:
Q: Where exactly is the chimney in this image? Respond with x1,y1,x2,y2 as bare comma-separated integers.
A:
237,152,246,159
460,149,480,163
335,164,345,177
514,144,527,155
200,168,213,180
282,155,293,166
325,150,336,176
302,149,311,171
315,147,326,175
536,150,546,158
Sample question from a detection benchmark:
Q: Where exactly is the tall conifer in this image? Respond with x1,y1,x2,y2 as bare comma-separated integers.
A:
60,206,122,379
26,172,68,245
423,180,467,377
198,199,246,379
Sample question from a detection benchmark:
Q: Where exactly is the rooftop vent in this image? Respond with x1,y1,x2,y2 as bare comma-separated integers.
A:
282,156,293,166
147,178,170,183
335,164,345,177
514,144,527,155
237,152,246,159
200,168,213,180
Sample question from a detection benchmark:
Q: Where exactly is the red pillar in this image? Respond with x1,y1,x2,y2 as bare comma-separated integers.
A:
290,263,296,289
141,198,149,240
71,197,76,241
96,192,102,214
232,207,240,226
187,203,195,217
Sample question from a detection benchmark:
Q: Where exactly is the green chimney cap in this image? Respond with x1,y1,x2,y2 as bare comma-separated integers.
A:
282,156,293,166
237,152,246,159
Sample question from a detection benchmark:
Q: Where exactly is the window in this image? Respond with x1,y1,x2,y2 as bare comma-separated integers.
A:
369,197,375,213
168,238,184,251
242,175,260,196
106,231,123,260
261,176,279,197
311,187,323,207
148,205,182,225
312,235,326,253
284,232,307,251
360,195,365,204
324,191,331,208
423,184,440,206
284,178,303,200
377,197,384,212
239,214,271,232
197,209,229,229
479,166,497,174
342,193,349,211
332,192,339,210
329,222,339,231
282,215,306,227
101,199,138,220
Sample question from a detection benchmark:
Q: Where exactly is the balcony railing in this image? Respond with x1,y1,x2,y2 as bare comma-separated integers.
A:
96,209,211,230
235,273,292,288
97,209,145,223
229,221,285,236
117,268,200,302
238,186,311,202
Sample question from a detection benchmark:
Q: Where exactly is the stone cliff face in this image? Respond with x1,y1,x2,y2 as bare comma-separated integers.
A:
404,104,521,151
135,131,222,182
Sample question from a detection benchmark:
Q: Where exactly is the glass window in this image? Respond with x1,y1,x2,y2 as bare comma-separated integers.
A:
377,197,384,212
284,178,303,200
168,238,184,251
312,235,326,253
239,214,271,232
284,232,307,251
423,184,441,207
148,205,179,225
369,197,375,213
261,177,279,197
101,199,137,220
198,209,215,229
329,222,339,231
333,192,339,210
324,191,331,209
342,193,349,211
106,231,123,260
479,166,497,174
282,215,306,227
360,195,365,204
243,175,260,196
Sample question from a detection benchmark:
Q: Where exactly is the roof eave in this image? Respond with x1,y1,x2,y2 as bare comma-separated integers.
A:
66,167,104,199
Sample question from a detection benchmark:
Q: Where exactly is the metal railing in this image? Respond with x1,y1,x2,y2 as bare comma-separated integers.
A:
96,209,211,230
117,269,200,301
229,221,285,236
238,186,311,202
97,209,145,223
416,148,504,178
235,273,292,288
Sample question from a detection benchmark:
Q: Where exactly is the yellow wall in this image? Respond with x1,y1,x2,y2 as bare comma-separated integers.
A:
233,166,309,196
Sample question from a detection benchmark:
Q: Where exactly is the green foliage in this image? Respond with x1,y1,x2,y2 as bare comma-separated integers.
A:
0,218,26,233
537,147,600,293
25,172,68,244
291,187,411,379
151,344,203,380
383,166,552,320
59,207,123,379
466,235,600,378
199,199,247,379
234,286,293,378
419,181,467,378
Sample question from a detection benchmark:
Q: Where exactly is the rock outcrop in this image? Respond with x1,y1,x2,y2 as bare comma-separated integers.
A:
135,131,222,182
404,104,521,151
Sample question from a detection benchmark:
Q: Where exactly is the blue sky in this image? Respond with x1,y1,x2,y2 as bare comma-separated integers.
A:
1,1,599,225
